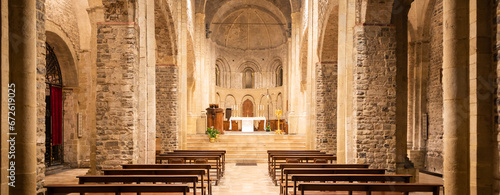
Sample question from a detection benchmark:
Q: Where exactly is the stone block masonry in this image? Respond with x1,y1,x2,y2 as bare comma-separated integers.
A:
353,25,397,173
156,65,179,153
36,0,47,193
96,23,139,171
426,0,444,174
316,62,337,154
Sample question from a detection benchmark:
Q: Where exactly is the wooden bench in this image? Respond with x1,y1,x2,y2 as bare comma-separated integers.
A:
270,155,337,184
297,183,442,195
288,174,412,195
156,155,222,183
77,175,199,195
102,169,206,195
45,184,190,195
172,150,226,174
280,168,386,194
164,152,225,177
121,164,213,195
267,151,324,174
277,164,371,188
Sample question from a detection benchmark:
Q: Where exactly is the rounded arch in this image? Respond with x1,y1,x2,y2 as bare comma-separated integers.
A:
236,60,261,73
45,29,79,87
259,94,274,118
318,4,338,62
155,0,178,65
270,59,284,87
224,94,237,108
215,93,221,105
360,0,395,25
241,95,256,117
216,57,231,87
276,93,284,110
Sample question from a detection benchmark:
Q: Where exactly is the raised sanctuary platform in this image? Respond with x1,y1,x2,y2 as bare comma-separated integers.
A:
186,133,307,163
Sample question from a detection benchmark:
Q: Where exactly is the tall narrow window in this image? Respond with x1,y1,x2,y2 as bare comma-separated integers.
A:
215,65,220,87
276,66,283,87
242,68,254,89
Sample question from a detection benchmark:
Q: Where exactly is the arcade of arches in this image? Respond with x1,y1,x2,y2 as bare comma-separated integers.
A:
1,0,499,194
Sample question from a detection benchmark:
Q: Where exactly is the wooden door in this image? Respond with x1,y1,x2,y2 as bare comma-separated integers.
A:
242,99,253,117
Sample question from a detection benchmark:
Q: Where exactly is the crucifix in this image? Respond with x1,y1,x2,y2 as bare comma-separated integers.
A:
261,88,274,128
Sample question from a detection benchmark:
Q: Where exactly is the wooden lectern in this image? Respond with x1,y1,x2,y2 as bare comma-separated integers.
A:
206,106,224,134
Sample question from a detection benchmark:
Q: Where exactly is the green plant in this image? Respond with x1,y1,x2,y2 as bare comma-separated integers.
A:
265,125,271,131
206,127,220,138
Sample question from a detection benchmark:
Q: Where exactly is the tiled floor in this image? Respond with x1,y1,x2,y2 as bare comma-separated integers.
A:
45,164,444,195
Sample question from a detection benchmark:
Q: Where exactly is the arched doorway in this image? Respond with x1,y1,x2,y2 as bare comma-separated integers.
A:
45,42,64,166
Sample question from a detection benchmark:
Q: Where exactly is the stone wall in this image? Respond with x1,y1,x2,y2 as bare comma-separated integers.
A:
353,25,397,172
425,0,443,174
315,62,337,154
45,0,80,50
36,0,46,193
156,65,178,153
63,89,78,168
95,23,139,170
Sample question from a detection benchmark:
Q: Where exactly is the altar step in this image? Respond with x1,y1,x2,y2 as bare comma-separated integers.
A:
186,134,307,163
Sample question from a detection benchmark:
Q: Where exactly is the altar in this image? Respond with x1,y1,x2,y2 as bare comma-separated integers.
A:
229,117,266,132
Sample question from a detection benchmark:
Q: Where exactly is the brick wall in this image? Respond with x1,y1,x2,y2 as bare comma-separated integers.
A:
425,0,444,174
353,25,397,172
36,0,46,193
95,23,139,170
156,65,178,152
316,62,337,154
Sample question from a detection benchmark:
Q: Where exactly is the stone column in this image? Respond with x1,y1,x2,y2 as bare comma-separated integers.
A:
8,0,37,194
337,0,356,163
287,12,301,135
442,0,470,194
407,42,415,150
469,0,493,194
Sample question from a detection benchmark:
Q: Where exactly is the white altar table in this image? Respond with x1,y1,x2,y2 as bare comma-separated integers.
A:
229,117,266,132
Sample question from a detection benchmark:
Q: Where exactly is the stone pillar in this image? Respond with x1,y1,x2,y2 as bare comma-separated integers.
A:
442,0,470,194
469,0,493,194
337,0,356,163
353,24,397,172
287,12,301,135
8,0,37,194
407,42,415,150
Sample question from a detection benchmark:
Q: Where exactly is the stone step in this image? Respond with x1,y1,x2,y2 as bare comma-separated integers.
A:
185,133,307,163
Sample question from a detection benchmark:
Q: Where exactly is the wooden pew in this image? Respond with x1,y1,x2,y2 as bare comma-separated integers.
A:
297,183,442,195
77,175,198,195
102,169,205,195
173,150,226,174
270,155,337,184
267,150,323,174
156,155,222,183
288,174,412,195
281,168,386,195
45,184,190,195
164,152,225,176
278,164,371,188
121,164,213,195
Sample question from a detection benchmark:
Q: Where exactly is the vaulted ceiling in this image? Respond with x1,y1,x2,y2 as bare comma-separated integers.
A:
195,0,299,24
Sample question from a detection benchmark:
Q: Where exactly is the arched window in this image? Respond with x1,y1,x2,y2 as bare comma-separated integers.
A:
215,65,221,87
276,65,283,87
242,68,254,89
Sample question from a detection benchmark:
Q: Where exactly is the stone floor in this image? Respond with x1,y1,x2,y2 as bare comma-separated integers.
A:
45,163,444,195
